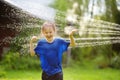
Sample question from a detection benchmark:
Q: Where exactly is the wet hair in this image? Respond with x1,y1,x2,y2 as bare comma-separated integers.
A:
41,21,56,32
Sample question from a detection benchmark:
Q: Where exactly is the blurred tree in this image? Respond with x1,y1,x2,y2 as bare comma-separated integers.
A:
53,0,120,68
105,0,120,54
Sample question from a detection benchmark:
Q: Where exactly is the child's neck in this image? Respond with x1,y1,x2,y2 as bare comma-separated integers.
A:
46,37,55,43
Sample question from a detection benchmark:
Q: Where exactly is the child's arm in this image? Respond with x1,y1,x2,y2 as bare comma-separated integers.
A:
30,36,37,56
69,29,77,47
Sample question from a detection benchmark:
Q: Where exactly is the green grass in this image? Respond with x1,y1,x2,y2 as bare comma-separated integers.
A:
0,67,120,80
64,67,120,80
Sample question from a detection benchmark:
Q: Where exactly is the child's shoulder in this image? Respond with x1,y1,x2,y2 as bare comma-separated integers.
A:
55,37,66,42
55,37,64,40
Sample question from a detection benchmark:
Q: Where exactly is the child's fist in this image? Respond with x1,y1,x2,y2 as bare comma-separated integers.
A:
69,29,78,36
31,36,38,42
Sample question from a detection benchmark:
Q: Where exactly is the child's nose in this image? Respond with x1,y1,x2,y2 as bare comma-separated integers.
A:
47,33,51,36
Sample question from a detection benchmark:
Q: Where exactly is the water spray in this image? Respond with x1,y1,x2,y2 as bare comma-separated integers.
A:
2,0,120,54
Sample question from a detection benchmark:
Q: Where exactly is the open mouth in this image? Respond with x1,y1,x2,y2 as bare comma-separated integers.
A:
47,36,53,38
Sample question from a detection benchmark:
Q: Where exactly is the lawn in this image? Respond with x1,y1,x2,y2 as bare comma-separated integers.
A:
0,67,120,80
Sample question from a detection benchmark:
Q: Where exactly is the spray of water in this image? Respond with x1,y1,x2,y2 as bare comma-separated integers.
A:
2,0,120,54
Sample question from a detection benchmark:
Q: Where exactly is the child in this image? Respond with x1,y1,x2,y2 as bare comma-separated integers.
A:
30,21,76,80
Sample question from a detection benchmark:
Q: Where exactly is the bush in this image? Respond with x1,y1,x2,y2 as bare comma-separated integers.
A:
110,55,120,69
0,66,6,78
1,51,41,70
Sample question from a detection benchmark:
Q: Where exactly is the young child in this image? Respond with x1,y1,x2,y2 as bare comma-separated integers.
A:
30,21,76,80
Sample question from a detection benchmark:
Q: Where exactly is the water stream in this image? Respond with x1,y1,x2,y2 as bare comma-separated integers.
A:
2,0,120,54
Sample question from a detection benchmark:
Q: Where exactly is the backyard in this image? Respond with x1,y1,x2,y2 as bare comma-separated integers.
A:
0,66,120,80
0,0,120,80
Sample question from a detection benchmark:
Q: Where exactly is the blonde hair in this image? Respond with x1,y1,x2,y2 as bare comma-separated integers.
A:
41,21,56,32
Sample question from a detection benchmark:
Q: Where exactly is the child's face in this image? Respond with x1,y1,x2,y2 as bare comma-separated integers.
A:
42,26,55,42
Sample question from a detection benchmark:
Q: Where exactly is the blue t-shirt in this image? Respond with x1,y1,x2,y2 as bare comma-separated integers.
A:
34,38,70,76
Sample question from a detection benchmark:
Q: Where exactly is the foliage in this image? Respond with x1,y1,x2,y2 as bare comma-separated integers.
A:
0,51,41,70
110,53,120,69
2,0,120,72
10,26,40,52
0,66,6,78
52,0,120,69
53,0,71,11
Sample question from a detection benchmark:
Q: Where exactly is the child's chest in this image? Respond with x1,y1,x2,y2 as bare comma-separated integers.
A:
41,42,60,57
41,42,60,52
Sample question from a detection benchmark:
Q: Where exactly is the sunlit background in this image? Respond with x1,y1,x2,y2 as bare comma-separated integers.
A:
0,0,120,80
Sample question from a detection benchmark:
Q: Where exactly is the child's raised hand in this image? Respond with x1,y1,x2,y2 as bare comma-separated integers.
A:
31,36,38,42
69,29,78,36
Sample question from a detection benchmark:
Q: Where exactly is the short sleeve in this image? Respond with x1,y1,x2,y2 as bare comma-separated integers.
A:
61,39,70,52
34,40,43,55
